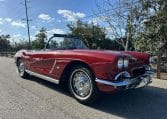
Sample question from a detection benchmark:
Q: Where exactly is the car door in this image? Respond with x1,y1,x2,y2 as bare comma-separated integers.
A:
28,35,70,79
29,50,57,77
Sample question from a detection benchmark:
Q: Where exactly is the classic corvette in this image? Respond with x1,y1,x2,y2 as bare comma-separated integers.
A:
14,34,153,104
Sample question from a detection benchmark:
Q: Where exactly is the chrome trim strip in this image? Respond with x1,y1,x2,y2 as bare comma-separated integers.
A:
26,70,59,84
95,78,131,86
115,71,130,80
145,70,154,75
49,60,57,74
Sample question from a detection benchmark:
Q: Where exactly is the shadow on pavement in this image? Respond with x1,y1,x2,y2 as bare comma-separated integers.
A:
29,76,167,119
89,86,167,119
28,76,71,96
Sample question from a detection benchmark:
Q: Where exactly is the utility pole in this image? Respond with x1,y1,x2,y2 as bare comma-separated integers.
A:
24,0,31,49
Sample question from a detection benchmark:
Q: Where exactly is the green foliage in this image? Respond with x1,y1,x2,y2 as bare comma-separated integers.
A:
67,20,122,50
0,35,11,51
32,27,47,49
68,20,106,49
134,0,167,53
13,41,29,51
100,38,124,50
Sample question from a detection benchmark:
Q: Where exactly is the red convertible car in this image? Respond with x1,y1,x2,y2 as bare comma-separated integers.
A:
14,34,153,104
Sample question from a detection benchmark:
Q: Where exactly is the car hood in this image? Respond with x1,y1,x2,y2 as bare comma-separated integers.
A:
71,49,129,57
69,49,131,62
69,49,149,64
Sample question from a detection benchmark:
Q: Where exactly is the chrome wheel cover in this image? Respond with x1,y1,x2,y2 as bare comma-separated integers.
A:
18,62,25,75
70,69,92,100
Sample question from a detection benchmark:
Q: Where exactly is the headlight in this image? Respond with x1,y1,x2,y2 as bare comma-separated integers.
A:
118,58,123,69
124,59,129,68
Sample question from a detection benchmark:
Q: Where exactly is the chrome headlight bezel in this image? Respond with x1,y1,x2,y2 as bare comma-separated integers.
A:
117,58,129,69
118,58,124,69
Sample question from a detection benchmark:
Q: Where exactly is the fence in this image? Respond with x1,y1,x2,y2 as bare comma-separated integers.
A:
0,52,16,58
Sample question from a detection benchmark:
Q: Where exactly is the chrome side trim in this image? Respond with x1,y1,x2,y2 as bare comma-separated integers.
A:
95,78,131,87
49,60,57,74
26,70,59,84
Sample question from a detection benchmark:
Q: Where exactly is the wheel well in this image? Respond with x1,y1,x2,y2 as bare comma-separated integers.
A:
16,57,21,66
60,60,94,84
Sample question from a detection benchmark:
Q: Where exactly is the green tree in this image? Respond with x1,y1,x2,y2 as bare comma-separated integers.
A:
13,40,29,51
67,20,107,49
32,27,47,49
100,38,124,50
0,34,11,51
134,0,167,53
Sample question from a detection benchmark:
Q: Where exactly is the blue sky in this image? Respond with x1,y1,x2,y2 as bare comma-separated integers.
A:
0,0,100,42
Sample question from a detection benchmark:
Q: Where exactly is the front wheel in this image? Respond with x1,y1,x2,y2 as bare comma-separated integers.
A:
17,59,29,78
68,66,99,104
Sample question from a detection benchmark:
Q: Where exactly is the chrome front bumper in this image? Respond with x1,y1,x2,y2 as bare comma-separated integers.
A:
95,70,153,89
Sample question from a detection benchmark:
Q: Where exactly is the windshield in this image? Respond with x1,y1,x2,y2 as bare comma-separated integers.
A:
46,36,87,50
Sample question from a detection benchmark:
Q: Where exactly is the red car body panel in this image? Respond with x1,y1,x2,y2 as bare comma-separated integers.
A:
15,49,150,93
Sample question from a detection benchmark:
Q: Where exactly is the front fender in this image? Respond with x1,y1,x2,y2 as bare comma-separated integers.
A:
14,49,27,65
91,62,117,81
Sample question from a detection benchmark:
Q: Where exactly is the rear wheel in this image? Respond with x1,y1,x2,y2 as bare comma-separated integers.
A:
68,66,99,104
17,59,29,78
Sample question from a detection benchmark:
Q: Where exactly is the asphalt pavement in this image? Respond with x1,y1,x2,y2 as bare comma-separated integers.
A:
0,57,167,119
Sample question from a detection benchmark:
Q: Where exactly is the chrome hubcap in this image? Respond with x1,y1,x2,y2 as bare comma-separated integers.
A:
19,62,25,74
72,71,92,97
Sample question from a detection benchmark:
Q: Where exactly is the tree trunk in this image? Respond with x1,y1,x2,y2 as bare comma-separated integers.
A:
157,52,161,79
125,37,129,51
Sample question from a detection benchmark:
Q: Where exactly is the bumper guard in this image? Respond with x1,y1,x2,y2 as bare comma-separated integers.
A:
95,70,154,89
